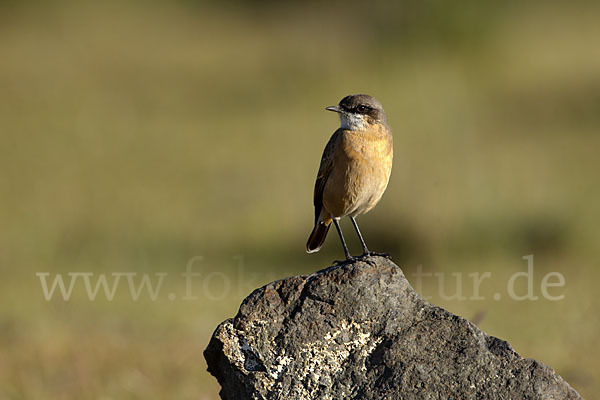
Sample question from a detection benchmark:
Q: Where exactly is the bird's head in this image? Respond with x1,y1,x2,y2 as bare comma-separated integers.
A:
326,94,388,131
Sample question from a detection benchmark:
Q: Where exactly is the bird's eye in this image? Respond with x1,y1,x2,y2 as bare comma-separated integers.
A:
357,105,368,113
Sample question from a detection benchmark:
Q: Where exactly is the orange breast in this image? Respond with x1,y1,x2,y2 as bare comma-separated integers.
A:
322,124,393,218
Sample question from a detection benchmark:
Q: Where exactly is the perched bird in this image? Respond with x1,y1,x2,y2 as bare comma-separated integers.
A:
306,94,393,260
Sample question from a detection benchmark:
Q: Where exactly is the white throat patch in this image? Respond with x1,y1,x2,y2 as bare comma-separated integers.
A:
340,113,367,131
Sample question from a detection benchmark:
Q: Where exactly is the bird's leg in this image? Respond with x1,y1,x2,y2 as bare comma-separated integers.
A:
350,216,369,254
332,218,353,261
350,216,391,260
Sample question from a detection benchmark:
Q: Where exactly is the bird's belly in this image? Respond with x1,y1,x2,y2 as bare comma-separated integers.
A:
323,157,391,218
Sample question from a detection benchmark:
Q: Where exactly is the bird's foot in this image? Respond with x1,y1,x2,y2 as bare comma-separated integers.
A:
333,256,357,266
359,251,392,260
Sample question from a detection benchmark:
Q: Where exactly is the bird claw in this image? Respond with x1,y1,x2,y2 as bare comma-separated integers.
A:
332,253,391,267
333,256,357,266
360,252,392,260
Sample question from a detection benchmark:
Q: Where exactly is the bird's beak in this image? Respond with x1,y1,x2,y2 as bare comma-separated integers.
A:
326,105,341,113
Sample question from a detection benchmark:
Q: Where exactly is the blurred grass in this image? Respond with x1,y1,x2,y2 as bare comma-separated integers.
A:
1,0,599,398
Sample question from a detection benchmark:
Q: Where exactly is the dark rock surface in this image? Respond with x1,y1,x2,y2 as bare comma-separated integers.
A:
204,256,582,399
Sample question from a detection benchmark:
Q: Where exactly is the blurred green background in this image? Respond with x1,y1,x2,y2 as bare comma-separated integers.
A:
1,0,599,398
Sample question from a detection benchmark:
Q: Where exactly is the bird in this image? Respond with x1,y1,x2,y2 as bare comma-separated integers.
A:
306,94,393,260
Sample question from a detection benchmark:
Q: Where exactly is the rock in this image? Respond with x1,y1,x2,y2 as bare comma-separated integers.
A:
204,256,581,399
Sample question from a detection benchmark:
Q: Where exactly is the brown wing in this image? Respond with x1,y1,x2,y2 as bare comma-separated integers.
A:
313,129,341,224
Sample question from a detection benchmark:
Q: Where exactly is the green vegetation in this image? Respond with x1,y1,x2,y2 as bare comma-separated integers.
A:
1,1,599,398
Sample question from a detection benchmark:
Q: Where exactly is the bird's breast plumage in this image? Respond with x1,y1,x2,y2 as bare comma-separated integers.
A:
322,124,393,218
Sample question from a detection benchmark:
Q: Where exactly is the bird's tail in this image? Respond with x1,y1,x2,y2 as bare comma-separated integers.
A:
306,217,332,253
